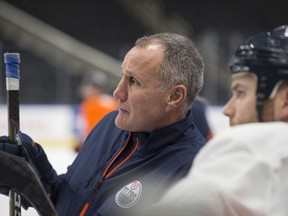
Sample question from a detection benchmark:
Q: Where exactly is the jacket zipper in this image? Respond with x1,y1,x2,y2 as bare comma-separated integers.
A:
79,132,139,216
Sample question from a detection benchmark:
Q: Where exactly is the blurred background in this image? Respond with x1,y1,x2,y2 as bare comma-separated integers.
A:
0,0,287,214
0,0,287,146
1,0,287,105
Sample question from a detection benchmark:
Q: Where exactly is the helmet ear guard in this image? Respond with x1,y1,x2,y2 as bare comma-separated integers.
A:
228,25,288,121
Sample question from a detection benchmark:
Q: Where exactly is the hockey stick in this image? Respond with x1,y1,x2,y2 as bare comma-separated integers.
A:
4,53,22,216
3,53,58,216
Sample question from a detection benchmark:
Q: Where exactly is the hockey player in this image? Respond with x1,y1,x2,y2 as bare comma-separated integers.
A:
223,25,288,125
0,33,205,215
148,122,288,216
146,25,288,216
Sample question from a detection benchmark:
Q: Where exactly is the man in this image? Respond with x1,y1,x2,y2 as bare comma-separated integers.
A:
74,72,117,152
146,25,288,216
0,33,205,215
79,72,117,138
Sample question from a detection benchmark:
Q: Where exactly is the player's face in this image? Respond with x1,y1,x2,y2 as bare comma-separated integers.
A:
113,44,172,132
223,73,258,126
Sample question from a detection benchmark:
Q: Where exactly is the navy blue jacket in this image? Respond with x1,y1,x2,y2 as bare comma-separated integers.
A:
52,110,205,216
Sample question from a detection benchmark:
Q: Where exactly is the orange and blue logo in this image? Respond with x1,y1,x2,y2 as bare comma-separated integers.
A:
115,180,142,208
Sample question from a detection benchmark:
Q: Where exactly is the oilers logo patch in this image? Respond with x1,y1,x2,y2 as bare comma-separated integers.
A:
115,180,142,208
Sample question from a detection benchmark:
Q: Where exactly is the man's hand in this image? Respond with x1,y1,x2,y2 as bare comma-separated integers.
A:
0,136,21,155
0,132,59,204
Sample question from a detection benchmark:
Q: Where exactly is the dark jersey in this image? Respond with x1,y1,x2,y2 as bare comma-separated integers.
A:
52,110,205,216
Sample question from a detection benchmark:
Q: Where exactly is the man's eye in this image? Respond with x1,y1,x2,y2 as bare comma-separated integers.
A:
129,77,138,85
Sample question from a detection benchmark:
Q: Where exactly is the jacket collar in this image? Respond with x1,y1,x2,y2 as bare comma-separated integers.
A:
133,110,195,155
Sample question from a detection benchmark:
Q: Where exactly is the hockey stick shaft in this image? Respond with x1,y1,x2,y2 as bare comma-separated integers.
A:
4,53,22,216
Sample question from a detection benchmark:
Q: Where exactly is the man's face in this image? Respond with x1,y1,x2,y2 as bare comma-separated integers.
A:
113,44,173,132
223,73,258,126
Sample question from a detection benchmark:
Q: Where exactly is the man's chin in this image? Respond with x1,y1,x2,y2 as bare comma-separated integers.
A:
115,115,129,130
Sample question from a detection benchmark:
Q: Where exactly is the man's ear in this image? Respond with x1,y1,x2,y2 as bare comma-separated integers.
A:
165,85,187,112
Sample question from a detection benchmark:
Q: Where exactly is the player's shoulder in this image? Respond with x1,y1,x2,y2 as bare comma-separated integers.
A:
197,122,288,162
223,122,288,140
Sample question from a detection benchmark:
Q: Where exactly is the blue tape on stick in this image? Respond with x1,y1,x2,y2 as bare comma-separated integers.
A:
4,53,20,79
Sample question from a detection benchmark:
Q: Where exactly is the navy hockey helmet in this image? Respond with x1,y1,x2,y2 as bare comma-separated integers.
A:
228,25,288,121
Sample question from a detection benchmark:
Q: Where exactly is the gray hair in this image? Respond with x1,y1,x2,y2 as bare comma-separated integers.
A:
135,33,204,113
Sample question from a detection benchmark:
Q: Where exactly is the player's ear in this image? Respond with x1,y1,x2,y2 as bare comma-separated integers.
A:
165,84,187,112
282,87,288,119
